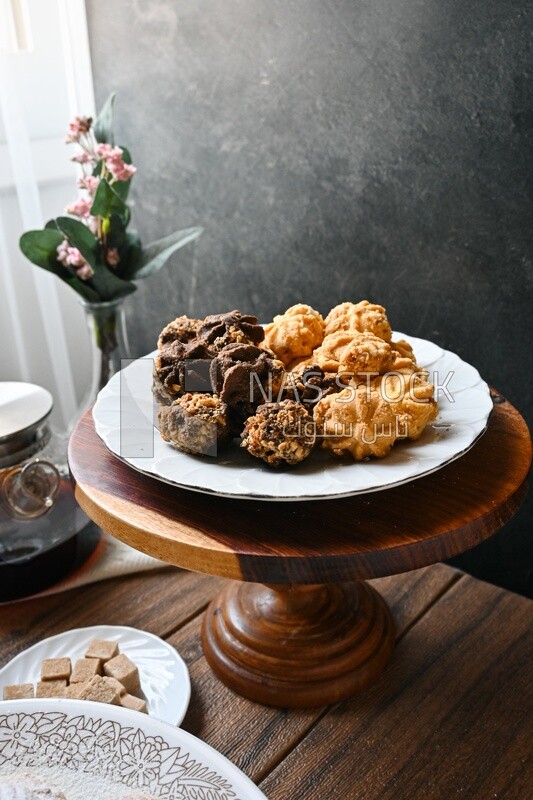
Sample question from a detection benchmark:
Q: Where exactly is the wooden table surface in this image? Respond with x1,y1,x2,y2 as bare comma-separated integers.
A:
1,562,531,799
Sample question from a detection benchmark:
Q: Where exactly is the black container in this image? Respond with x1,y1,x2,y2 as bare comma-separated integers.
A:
0,382,99,601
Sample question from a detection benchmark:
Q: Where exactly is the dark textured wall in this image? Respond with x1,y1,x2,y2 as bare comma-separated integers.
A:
86,0,532,595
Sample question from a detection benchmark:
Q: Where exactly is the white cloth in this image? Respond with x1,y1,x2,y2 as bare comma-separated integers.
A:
11,532,165,603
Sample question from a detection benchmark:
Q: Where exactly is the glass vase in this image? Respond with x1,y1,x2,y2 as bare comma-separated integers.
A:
76,298,131,419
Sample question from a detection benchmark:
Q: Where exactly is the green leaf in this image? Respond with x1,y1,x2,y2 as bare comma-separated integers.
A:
106,214,128,249
19,230,100,302
90,261,137,301
44,219,60,231
118,230,143,280
55,217,98,267
94,91,116,145
119,145,132,164
112,179,131,203
62,275,101,302
19,229,64,269
134,226,203,280
90,178,127,219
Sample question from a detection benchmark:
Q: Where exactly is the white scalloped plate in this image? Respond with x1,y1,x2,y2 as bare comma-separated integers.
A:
0,699,266,799
92,333,492,501
0,626,190,726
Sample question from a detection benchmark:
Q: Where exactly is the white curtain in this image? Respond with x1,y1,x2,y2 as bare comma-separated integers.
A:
0,0,95,429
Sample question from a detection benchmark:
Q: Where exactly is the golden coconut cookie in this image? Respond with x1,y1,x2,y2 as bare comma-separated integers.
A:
263,304,325,365
389,339,424,375
324,300,392,341
379,372,438,440
314,385,406,460
313,331,394,375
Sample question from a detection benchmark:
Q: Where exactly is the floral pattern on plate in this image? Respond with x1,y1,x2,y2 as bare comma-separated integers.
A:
0,701,266,799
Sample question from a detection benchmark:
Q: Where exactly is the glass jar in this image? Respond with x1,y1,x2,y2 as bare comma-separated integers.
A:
0,382,97,601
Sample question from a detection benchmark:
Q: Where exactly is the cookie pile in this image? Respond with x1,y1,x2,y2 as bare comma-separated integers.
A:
153,301,438,466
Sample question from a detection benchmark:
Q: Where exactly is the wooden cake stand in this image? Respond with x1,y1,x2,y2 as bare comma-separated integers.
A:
69,391,531,708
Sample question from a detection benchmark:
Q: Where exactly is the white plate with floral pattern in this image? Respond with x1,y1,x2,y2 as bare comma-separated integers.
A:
0,699,266,799
0,626,190,726
92,333,492,501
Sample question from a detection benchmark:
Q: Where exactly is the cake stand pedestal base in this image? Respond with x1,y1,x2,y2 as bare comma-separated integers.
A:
201,580,395,708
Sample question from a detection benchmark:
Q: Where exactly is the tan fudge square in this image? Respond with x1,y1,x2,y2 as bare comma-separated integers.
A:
103,654,140,694
119,693,148,714
85,639,119,662
71,658,102,683
64,683,87,699
36,680,68,698
3,683,34,700
41,657,71,682
101,676,126,697
78,675,121,705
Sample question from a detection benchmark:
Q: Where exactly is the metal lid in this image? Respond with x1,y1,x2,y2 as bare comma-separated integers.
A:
0,382,53,439
0,383,53,468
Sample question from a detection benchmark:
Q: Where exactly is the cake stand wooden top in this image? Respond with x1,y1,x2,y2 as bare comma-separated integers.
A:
69,391,531,584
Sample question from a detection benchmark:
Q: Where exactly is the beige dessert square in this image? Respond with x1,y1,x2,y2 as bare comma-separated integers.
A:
36,680,68,698
101,676,126,696
2,683,34,700
103,654,140,694
85,639,119,662
78,675,121,705
64,683,87,699
119,693,148,714
71,658,102,683
41,657,71,682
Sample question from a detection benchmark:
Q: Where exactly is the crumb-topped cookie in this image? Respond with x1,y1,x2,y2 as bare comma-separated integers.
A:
241,399,316,466
158,393,231,455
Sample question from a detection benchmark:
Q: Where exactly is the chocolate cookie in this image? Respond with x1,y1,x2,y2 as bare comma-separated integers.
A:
153,339,214,404
158,393,230,456
241,399,316,466
157,315,201,349
198,310,265,352
209,343,285,431
282,362,343,407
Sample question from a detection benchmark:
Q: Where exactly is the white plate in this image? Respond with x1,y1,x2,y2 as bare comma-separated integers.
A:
93,333,492,501
0,699,266,799
0,626,190,726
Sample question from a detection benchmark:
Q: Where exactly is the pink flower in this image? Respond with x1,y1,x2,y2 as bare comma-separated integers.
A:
77,175,100,194
56,239,70,264
56,241,93,279
76,263,94,280
106,247,120,266
109,161,136,182
95,143,121,159
67,196,93,218
94,143,136,182
71,152,92,164
65,247,85,267
65,115,92,143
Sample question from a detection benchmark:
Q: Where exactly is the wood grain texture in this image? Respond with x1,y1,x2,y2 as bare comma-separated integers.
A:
259,575,533,800
69,393,531,583
174,564,460,781
0,568,223,665
202,580,395,707
1,563,529,799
